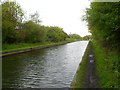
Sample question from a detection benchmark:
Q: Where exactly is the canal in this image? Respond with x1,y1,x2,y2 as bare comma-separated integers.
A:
2,41,88,88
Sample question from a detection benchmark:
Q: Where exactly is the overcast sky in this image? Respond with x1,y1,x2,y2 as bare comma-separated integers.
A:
5,0,92,37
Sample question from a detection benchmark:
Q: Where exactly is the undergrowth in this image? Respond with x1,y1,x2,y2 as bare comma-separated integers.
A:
93,40,119,88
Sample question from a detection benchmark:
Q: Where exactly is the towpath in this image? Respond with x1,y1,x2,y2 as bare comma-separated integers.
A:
84,42,99,88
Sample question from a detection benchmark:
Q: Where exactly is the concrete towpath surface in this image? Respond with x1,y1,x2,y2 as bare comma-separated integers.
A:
84,42,99,88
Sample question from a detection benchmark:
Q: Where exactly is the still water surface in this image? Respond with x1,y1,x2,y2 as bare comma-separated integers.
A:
3,41,88,88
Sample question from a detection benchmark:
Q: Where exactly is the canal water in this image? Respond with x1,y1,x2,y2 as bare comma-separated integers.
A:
2,41,88,88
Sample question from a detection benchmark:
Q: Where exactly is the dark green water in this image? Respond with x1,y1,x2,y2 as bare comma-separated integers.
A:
3,41,88,88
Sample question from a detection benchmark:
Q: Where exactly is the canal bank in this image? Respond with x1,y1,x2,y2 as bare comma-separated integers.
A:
71,41,99,88
1,41,77,57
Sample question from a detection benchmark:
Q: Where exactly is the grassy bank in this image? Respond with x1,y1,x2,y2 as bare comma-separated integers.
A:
2,40,78,53
71,40,119,88
71,41,90,88
93,41,119,88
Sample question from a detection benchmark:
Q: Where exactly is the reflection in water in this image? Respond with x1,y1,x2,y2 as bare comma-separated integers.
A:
3,41,88,88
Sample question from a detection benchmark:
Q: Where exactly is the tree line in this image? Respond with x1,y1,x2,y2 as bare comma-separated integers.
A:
84,2,120,88
2,1,84,44
85,2,120,51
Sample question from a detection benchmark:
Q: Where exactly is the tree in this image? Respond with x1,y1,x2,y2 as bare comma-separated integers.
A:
18,21,45,43
82,35,92,40
2,1,24,43
69,34,82,40
85,2,120,49
29,11,41,24
2,1,69,44
46,26,69,42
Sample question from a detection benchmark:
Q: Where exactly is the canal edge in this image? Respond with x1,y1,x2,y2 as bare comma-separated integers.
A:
1,41,76,57
70,41,90,88
71,41,99,88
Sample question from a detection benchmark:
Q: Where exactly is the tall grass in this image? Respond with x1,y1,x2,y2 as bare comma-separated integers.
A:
93,40,119,88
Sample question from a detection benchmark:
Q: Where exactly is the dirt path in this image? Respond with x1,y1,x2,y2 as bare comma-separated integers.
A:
84,42,99,88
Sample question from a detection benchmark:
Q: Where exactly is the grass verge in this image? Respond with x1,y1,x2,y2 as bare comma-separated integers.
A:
71,41,90,88
1,40,77,53
93,40,119,88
